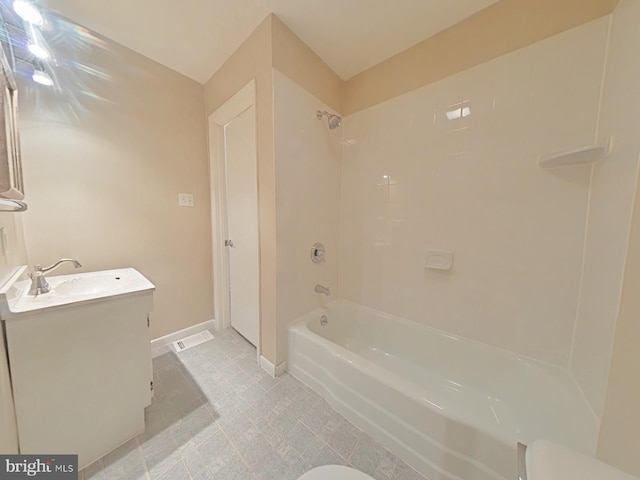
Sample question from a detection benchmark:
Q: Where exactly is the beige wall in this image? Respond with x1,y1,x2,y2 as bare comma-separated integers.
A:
271,18,344,365
597,0,640,474
19,34,212,339
343,0,619,115
272,17,343,114
204,16,277,362
204,14,343,365
273,71,342,365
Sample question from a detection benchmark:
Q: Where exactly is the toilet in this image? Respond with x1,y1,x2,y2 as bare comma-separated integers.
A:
297,465,375,480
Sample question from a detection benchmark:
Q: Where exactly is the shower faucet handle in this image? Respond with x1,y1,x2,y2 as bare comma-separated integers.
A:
311,242,325,263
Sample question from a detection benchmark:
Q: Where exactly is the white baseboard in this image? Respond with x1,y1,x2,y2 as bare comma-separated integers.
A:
259,355,287,378
151,319,216,350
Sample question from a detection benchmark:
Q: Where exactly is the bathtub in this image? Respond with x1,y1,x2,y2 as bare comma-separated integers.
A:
287,300,598,480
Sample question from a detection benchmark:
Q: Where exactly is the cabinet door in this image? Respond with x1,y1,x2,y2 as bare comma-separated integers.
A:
0,322,18,453
6,294,153,469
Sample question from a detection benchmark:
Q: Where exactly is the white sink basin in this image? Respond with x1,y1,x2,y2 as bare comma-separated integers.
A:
53,273,137,297
0,266,155,318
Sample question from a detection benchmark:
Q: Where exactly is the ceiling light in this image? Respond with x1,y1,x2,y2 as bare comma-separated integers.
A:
13,0,44,26
32,68,53,86
28,43,49,60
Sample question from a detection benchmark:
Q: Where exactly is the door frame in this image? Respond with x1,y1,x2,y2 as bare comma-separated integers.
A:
208,79,261,356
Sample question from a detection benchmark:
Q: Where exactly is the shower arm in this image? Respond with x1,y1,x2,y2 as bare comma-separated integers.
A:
316,110,342,130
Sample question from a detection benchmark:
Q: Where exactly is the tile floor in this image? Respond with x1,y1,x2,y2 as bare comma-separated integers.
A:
80,328,427,480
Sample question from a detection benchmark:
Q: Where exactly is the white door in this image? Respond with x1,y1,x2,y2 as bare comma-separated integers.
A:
223,106,259,346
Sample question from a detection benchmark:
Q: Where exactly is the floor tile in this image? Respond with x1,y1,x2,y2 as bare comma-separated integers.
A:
140,433,181,479
235,433,276,470
180,447,208,479
326,424,359,460
155,460,190,480
284,422,320,455
197,430,236,467
102,439,149,480
255,452,290,480
392,460,427,480
80,328,427,480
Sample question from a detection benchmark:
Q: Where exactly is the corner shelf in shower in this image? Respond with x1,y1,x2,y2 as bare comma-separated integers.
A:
538,137,612,168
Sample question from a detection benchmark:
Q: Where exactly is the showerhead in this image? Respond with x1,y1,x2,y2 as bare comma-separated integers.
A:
316,110,342,130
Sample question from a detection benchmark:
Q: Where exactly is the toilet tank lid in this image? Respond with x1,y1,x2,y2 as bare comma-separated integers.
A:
526,441,639,480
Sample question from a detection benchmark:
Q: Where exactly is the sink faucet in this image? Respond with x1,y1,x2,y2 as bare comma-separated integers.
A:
29,258,82,295
314,284,331,296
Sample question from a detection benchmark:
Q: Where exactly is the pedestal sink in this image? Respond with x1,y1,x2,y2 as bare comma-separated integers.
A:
0,265,155,470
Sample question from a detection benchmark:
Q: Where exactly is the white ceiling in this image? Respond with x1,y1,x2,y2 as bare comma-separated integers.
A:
44,0,500,84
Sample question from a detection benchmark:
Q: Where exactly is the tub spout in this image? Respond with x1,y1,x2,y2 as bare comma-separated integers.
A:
315,284,331,296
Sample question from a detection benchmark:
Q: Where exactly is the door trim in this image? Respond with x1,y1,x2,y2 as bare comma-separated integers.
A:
208,80,260,355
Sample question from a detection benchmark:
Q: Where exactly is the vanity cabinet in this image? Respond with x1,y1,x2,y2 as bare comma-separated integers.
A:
0,321,18,454
2,270,154,470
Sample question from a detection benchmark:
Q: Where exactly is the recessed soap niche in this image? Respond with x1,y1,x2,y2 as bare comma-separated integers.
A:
425,250,454,271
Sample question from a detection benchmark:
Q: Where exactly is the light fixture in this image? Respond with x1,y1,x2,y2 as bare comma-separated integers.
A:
28,42,49,60
27,24,49,59
13,0,44,26
32,67,53,86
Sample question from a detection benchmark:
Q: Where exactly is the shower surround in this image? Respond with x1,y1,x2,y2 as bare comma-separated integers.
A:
338,14,636,421
275,8,640,443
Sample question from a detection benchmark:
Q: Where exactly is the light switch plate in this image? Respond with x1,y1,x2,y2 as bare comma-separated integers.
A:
178,193,194,207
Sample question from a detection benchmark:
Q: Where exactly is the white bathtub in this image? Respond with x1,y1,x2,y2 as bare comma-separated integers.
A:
287,300,598,480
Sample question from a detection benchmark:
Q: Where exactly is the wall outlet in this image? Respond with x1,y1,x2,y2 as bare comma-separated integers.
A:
178,193,194,207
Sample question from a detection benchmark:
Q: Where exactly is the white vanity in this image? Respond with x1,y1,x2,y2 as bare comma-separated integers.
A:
0,266,155,469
